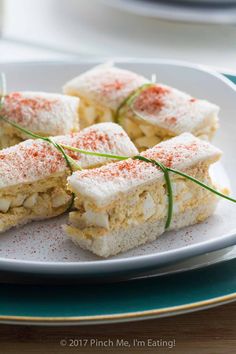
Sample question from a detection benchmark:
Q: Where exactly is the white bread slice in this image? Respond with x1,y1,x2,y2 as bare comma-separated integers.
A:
0,91,80,149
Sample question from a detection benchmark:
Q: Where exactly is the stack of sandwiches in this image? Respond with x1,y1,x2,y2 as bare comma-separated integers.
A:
0,63,224,257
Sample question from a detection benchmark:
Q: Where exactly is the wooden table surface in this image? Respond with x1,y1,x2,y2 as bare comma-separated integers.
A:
1,301,235,354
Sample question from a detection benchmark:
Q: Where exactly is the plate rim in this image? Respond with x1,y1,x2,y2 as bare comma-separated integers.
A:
100,0,236,25
0,58,236,276
0,293,235,325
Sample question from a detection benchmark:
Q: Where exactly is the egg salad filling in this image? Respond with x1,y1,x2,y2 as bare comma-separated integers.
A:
76,96,218,150
0,126,22,149
0,120,79,150
120,114,219,151
78,97,113,129
66,164,217,241
0,174,71,233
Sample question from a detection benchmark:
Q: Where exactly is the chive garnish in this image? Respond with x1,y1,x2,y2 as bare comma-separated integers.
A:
60,144,129,161
167,167,236,204
133,155,173,229
114,83,155,124
114,81,169,127
0,74,235,229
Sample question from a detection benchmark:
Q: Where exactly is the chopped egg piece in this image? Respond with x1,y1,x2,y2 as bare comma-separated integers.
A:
0,198,11,213
142,193,156,220
83,210,109,229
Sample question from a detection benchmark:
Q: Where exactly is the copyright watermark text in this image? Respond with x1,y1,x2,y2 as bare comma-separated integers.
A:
60,337,176,349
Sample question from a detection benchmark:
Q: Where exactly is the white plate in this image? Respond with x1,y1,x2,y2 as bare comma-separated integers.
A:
101,0,236,24
0,59,236,279
133,246,236,280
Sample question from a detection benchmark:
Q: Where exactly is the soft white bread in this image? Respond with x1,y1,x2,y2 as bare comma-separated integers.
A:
0,91,80,149
63,63,148,128
121,84,219,150
63,63,148,111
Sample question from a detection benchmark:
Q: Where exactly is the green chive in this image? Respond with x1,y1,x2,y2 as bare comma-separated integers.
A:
61,144,129,161
133,156,173,229
114,83,154,124
48,138,82,172
168,167,236,204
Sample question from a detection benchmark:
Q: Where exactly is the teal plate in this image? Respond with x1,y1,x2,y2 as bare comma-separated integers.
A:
0,68,235,325
0,258,236,325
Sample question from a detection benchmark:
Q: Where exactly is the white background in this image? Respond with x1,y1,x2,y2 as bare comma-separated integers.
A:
1,0,236,72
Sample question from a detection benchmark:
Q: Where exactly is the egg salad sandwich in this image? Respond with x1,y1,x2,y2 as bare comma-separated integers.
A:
0,123,138,233
63,64,219,150
120,84,219,150
63,63,148,129
0,92,80,149
65,133,221,257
